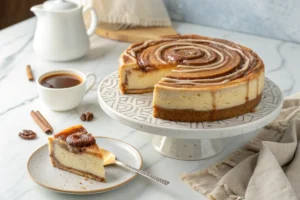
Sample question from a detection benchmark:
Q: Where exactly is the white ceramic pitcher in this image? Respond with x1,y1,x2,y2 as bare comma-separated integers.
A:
31,0,98,61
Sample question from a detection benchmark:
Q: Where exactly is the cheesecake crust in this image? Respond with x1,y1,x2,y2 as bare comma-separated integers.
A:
153,94,262,122
121,87,154,94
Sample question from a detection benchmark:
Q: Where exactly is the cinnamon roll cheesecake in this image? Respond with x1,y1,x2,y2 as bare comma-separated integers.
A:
48,125,105,182
119,34,265,122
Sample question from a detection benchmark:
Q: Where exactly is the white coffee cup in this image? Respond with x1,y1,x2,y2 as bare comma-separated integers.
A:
37,69,96,111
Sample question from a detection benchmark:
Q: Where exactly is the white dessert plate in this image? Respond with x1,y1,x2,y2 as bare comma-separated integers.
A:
27,137,142,194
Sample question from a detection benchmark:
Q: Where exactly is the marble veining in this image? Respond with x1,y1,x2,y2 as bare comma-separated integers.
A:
0,35,33,81
0,18,300,200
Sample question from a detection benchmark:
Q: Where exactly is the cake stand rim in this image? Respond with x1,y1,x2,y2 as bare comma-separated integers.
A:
97,71,283,139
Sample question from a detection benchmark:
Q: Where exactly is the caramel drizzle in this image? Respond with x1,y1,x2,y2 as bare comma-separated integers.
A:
256,78,259,97
127,38,257,86
161,77,230,85
168,45,229,72
160,40,252,85
246,80,249,102
127,39,173,58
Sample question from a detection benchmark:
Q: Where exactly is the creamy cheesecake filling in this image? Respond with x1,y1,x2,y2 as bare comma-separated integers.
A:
153,72,264,111
153,94,262,122
52,141,105,178
123,68,174,90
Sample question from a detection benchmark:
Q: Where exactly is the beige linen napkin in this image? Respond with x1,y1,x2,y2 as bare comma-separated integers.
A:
181,93,300,200
78,0,171,28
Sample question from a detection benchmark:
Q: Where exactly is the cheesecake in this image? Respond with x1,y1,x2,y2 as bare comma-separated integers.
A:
119,34,265,122
48,125,105,182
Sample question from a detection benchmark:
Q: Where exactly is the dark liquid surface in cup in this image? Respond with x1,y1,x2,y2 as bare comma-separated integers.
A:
40,73,82,89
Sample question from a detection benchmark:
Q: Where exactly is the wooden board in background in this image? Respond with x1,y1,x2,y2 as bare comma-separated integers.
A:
95,26,177,43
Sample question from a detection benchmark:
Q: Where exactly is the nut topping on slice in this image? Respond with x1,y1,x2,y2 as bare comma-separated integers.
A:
66,133,96,147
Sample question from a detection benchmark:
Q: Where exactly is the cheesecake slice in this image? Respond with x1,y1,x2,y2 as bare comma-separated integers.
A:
48,125,105,182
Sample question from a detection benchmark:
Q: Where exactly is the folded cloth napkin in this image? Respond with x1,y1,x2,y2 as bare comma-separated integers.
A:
181,93,300,200
77,0,171,28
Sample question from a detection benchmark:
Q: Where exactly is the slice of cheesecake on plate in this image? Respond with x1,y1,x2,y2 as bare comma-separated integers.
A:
48,125,105,182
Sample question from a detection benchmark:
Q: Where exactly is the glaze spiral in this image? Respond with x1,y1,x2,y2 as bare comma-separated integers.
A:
123,35,263,87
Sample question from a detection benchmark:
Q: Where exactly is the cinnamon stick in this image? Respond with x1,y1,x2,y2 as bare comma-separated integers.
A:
30,110,53,134
36,111,53,132
26,65,34,81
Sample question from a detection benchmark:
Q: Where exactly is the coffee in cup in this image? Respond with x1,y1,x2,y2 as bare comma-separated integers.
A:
37,69,96,111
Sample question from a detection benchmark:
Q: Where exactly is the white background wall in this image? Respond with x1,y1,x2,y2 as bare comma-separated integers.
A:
164,0,300,43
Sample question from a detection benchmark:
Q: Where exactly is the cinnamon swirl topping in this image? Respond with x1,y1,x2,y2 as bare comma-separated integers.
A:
123,35,263,86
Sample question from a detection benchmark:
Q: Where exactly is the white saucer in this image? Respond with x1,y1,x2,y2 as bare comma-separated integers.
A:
27,137,142,194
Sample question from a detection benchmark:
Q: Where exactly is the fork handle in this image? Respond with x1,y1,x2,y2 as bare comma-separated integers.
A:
115,160,170,186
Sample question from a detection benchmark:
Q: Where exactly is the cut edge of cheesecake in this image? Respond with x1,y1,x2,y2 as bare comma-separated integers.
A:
48,125,105,182
119,54,176,94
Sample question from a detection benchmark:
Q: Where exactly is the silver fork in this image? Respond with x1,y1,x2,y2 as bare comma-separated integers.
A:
101,147,170,186
115,160,170,186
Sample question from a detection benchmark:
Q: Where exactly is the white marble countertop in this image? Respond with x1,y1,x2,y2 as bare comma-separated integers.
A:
0,18,299,200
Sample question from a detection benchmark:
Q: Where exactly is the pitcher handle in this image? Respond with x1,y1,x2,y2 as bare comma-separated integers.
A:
83,7,98,37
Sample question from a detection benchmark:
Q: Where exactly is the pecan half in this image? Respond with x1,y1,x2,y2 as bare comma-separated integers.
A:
19,130,37,140
66,133,96,147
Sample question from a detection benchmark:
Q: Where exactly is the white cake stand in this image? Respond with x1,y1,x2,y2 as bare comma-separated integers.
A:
98,72,283,160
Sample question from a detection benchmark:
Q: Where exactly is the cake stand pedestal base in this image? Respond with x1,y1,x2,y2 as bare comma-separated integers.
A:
152,136,226,160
